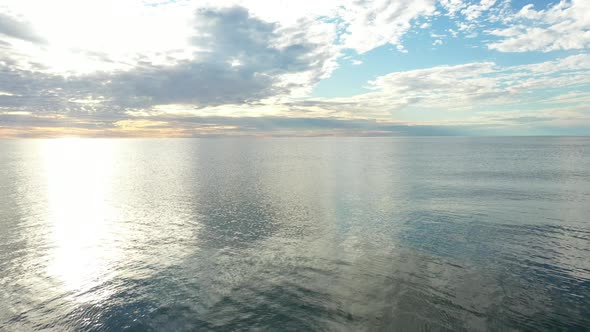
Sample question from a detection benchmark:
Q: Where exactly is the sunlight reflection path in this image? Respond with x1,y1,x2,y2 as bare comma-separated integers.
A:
40,139,122,300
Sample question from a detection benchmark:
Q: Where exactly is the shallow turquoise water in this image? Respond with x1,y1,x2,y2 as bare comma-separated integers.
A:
1,137,589,331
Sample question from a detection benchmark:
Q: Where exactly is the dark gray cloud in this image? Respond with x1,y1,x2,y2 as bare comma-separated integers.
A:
108,61,278,107
0,65,105,116
0,13,45,44
108,6,336,108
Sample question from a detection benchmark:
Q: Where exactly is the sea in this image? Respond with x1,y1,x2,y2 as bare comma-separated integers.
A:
1,137,589,331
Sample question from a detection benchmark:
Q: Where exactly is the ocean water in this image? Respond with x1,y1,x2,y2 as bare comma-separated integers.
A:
0,137,589,331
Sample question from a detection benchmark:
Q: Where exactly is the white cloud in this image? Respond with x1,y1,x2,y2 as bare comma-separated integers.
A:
439,0,466,16
0,0,197,73
340,0,438,53
489,0,590,52
289,54,590,125
461,0,496,21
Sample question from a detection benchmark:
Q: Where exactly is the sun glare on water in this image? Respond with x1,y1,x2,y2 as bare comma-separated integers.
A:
39,139,122,299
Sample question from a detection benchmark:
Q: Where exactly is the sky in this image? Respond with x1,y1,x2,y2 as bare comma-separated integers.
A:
0,0,588,137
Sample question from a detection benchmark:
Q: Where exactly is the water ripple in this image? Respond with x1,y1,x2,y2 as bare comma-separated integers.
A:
1,137,589,330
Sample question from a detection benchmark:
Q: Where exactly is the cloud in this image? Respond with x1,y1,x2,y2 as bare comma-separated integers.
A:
110,6,338,106
341,0,438,53
439,0,467,16
488,0,590,52
107,7,294,107
0,112,464,138
0,13,45,43
284,54,590,127
0,0,588,137
2,54,589,137
360,61,504,111
461,0,496,21
0,6,340,115
437,0,509,40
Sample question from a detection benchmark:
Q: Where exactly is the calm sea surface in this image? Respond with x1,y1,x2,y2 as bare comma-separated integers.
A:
1,137,589,331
